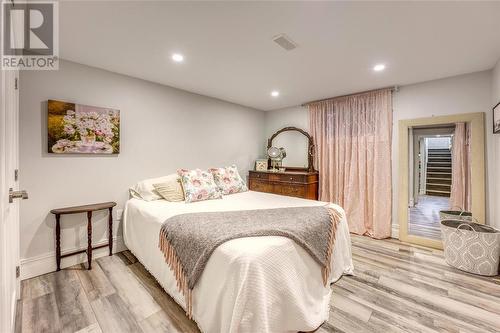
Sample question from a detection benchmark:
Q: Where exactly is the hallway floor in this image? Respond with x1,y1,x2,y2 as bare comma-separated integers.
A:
409,195,450,240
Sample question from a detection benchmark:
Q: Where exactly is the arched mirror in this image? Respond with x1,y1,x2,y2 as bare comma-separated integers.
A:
267,127,315,172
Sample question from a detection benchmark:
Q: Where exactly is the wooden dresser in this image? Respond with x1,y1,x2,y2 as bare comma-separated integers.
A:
248,170,319,200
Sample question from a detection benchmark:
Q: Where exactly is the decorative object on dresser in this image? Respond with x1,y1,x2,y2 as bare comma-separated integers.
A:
254,159,268,171
249,126,318,200
267,146,287,171
50,201,116,270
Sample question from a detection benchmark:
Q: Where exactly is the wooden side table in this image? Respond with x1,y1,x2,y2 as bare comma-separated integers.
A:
50,202,117,270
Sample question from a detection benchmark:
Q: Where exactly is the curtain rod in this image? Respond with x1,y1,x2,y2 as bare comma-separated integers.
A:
301,85,399,107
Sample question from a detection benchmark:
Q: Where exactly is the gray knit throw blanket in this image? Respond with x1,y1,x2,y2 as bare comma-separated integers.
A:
158,205,343,318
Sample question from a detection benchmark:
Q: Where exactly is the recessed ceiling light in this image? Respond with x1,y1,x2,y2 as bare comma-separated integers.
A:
373,64,386,72
271,91,280,97
172,53,184,62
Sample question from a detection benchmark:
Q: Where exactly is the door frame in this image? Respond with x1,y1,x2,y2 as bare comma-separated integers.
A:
398,112,485,249
1,1,22,331
0,70,21,333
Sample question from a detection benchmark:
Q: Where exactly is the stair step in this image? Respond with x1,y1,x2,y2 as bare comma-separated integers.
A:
426,183,451,187
426,189,451,193
427,171,452,174
428,166,452,169
427,162,452,165
431,175,451,182
427,177,452,182
426,191,451,197
428,160,451,163
427,183,452,190
427,167,451,170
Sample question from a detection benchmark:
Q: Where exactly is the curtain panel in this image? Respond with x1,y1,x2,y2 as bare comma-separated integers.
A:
449,122,471,211
308,89,393,239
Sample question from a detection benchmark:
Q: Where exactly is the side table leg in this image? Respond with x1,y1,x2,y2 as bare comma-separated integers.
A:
87,211,92,270
108,207,113,256
56,214,61,271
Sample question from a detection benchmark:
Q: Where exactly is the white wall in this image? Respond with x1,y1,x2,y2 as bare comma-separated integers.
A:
492,59,500,231
19,60,265,278
426,137,451,149
263,71,496,235
493,60,500,103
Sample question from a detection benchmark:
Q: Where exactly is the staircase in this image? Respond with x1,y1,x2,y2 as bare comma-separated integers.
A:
425,148,452,197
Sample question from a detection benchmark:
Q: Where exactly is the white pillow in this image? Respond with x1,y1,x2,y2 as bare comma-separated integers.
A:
129,174,179,201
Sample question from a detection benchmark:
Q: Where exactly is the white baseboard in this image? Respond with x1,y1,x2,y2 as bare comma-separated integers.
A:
20,237,127,280
391,223,399,239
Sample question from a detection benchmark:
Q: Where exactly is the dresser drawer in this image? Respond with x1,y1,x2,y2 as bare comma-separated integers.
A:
249,179,273,193
247,171,318,200
248,171,269,181
279,173,306,183
276,184,306,198
268,173,305,183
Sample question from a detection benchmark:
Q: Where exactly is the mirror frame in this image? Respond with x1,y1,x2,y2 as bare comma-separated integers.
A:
398,112,485,249
267,126,315,172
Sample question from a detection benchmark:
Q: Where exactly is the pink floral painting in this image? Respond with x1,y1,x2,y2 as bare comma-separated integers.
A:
48,100,120,154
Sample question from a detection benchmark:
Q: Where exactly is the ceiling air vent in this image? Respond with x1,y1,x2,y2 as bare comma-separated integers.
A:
272,34,297,51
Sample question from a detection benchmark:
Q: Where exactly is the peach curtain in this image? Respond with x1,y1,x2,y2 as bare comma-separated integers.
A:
308,89,392,239
449,122,471,211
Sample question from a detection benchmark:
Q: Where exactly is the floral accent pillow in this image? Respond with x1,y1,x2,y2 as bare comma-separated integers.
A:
177,169,223,203
209,165,248,195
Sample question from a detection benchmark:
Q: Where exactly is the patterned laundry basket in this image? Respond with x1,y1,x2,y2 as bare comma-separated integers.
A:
439,209,473,222
440,220,500,276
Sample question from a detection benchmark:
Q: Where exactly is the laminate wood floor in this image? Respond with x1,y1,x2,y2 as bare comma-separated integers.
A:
409,195,450,240
16,235,500,333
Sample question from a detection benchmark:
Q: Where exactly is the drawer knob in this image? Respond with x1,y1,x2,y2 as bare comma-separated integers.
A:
290,177,293,181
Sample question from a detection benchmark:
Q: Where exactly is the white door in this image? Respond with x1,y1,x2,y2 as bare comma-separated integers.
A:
0,68,21,333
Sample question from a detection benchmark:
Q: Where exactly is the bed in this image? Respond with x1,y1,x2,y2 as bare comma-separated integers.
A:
123,190,354,333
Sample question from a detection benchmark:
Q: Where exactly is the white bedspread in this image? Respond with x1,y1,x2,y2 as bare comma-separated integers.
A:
123,191,354,333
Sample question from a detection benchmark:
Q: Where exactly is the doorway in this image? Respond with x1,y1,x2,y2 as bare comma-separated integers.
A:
409,129,454,240
398,113,485,249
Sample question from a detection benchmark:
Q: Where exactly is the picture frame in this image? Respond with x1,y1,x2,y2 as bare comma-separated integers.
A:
48,99,120,154
494,102,500,134
255,159,268,171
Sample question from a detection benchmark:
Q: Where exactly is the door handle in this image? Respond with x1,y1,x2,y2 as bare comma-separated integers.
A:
9,188,28,203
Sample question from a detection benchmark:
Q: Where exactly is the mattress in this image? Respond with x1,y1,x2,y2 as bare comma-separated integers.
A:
123,190,354,333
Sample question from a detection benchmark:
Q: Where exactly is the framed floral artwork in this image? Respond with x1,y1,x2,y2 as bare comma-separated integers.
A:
48,99,120,154
494,102,500,134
